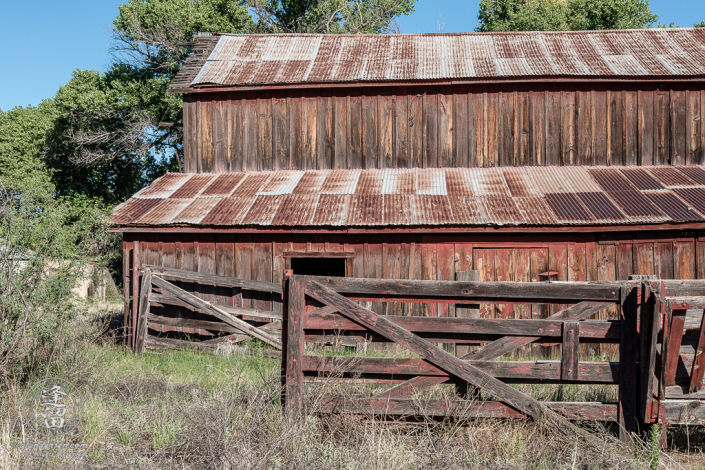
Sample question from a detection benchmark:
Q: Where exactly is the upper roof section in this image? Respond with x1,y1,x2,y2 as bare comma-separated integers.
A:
169,29,705,93
111,165,705,231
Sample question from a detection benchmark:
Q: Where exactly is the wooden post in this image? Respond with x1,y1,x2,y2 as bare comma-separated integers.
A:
561,321,579,381
619,285,639,441
123,241,131,346
281,269,292,409
638,282,660,425
285,274,305,418
455,270,480,358
131,240,140,351
689,308,705,392
134,268,152,354
665,306,686,386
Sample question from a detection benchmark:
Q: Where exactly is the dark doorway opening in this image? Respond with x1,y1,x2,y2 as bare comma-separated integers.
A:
290,257,346,277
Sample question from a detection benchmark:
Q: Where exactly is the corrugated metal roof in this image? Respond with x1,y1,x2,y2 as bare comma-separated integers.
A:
111,166,705,229
171,29,705,92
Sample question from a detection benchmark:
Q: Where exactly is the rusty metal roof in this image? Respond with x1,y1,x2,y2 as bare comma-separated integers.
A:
170,29,705,92
111,166,705,229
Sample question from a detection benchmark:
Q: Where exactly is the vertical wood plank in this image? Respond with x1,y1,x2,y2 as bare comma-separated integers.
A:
547,91,562,165
656,90,670,165
618,242,634,280
499,91,515,166
213,97,227,172
674,240,695,280
197,234,216,305
244,95,258,171
423,93,438,168
231,97,243,171
272,240,287,313
634,243,654,277
577,91,592,165
284,274,305,416
474,248,495,318
625,90,638,166
561,321,580,381
365,240,384,316
215,235,235,308
317,95,333,169
201,99,214,172
687,90,702,165
183,96,196,172
454,92,469,167
334,95,347,169
302,95,317,170
258,98,273,171
516,90,530,167
530,248,549,358
273,97,289,170
349,95,363,169
421,243,438,317
495,249,514,319
672,90,686,165
472,92,487,167
253,237,273,313
487,92,499,167
395,93,409,168
639,90,655,165
654,242,674,280
562,90,576,165
608,90,623,165
532,91,546,166
236,235,252,309
379,94,394,168
593,91,608,166
438,92,453,167
362,94,378,169
288,96,301,170
409,94,423,168
455,269,480,358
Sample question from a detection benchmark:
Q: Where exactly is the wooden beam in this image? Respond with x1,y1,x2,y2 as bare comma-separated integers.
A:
150,292,282,320
285,274,305,416
639,282,661,424
561,321,580,381
283,252,354,258
305,278,601,442
131,240,140,349
146,312,242,334
690,309,705,392
134,268,152,354
302,356,618,383
318,398,618,422
665,308,687,386
145,264,282,294
151,276,282,349
461,301,612,361
307,276,621,303
373,377,449,399
305,313,618,339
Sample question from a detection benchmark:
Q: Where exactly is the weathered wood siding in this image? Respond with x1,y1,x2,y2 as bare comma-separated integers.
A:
183,84,705,172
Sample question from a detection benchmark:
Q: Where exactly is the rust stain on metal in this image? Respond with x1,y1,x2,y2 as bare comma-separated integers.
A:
200,197,256,225
312,194,350,225
293,170,327,194
232,173,272,196
674,188,705,214
645,192,703,222
137,173,191,198
476,197,524,225
176,29,705,92
242,195,285,224
648,167,697,187
135,199,193,225
169,174,215,198
111,198,163,224
620,168,664,190
113,166,705,228
171,198,222,224
544,193,593,222
200,172,246,197
443,168,472,196
271,194,318,225
576,192,625,221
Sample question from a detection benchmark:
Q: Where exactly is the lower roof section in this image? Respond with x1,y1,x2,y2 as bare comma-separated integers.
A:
110,166,705,231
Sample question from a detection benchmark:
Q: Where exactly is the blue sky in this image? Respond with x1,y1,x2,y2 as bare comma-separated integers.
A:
1,0,704,111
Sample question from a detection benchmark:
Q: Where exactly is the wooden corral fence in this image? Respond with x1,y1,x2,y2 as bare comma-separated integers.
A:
281,272,705,441
131,265,283,353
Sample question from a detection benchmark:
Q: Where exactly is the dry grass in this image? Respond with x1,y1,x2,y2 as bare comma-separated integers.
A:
0,314,696,469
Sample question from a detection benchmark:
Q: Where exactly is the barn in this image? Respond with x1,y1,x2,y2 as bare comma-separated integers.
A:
111,29,705,353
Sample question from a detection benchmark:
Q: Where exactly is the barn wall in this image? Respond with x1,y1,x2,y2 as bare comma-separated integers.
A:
125,229,703,320
183,83,705,173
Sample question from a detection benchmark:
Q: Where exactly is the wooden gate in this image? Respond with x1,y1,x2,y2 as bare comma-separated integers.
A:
282,272,641,441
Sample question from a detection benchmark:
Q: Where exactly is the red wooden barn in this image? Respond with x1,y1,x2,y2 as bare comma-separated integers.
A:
111,29,705,347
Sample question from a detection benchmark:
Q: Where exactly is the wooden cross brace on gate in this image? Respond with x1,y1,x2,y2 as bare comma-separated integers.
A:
287,275,609,444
